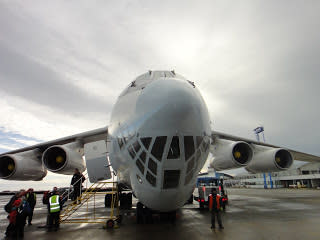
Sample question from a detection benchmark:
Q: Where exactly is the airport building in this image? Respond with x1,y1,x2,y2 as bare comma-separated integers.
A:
224,162,320,189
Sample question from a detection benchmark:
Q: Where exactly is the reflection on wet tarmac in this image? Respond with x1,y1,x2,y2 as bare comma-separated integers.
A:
0,188,320,240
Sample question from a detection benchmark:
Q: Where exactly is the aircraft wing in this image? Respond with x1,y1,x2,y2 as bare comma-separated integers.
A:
0,127,108,180
0,127,108,156
212,130,320,162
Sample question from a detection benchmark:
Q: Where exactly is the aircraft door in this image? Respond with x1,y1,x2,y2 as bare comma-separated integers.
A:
84,140,112,182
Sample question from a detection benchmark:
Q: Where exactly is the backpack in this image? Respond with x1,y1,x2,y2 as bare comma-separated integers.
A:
4,196,16,213
4,202,12,213
22,201,32,216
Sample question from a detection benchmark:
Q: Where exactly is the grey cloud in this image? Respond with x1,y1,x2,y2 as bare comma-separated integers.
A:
0,0,319,168
0,43,113,114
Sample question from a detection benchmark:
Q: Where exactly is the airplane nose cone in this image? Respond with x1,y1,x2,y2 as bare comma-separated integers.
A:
136,78,211,134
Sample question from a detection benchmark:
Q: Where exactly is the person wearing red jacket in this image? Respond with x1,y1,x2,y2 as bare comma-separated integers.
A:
7,199,23,238
208,188,224,230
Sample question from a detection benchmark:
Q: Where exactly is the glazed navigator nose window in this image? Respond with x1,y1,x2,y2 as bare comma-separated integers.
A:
163,170,180,189
184,136,195,161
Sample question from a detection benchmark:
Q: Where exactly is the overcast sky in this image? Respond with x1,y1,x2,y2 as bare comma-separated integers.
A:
0,0,320,190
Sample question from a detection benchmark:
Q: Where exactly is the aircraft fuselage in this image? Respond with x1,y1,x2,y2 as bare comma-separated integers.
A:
108,71,211,211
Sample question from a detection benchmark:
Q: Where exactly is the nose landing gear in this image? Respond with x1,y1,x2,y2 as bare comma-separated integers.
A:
136,202,177,224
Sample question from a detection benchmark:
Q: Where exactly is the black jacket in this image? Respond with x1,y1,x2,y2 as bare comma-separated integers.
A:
71,173,85,188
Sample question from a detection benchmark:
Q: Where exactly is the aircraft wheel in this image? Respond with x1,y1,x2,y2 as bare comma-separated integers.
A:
106,219,114,229
136,202,143,224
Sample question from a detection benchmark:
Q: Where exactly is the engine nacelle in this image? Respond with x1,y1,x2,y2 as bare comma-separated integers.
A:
0,150,47,181
245,146,293,173
42,142,86,175
210,139,253,170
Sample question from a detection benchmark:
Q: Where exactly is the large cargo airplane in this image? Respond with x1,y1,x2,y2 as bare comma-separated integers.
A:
0,70,319,212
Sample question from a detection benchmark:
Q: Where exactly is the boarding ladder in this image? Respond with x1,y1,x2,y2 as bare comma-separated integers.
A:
59,176,120,228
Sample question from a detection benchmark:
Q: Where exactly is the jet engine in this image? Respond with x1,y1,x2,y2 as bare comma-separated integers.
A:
245,146,293,173
42,142,86,175
210,139,253,170
0,150,47,181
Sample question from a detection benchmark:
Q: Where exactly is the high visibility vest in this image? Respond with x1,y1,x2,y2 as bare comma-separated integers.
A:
26,193,37,201
216,195,221,209
209,194,221,211
49,195,60,213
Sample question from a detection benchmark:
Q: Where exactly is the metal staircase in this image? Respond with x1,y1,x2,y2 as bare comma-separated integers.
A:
59,179,120,228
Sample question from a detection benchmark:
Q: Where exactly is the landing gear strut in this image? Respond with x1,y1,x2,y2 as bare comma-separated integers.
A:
136,202,177,224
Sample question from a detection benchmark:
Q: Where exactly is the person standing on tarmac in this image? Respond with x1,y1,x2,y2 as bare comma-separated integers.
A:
71,168,85,204
4,191,21,238
26,188,37,225
208,188,224,230
47,187,62,232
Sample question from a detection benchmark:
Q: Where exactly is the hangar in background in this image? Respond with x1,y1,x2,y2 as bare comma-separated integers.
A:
224,162,320,189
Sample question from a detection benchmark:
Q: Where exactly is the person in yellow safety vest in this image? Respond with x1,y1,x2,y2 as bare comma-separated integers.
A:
208,188,224,230
47,188,61,232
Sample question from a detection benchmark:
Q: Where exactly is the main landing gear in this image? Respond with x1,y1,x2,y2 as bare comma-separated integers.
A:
136,202,177,224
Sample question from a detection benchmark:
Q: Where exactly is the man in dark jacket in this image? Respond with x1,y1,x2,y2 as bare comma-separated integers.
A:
71,168,85,204
208,188,224,230
26,188,37,225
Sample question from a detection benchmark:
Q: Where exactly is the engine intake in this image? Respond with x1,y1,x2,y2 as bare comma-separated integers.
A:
210,139,253,170
0,150,47,181
245,147,293,173
0,156,15,179
42,142,85,174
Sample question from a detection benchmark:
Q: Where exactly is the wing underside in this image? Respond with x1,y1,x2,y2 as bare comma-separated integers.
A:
210,130,320,173
0,127,108,180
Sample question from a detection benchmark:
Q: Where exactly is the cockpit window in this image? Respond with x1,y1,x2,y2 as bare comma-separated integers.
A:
136,159,144,175
132,140,141,153
128,146,135,159
119,71,188,97
148,158,157,175
139,151,147,163
146,171,156,187
163,170,180,189
184,136,195,161
167,136,180,159
151,136,167,162
140,137,152,150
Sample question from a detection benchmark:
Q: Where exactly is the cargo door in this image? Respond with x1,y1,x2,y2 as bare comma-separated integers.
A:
84,140,111,183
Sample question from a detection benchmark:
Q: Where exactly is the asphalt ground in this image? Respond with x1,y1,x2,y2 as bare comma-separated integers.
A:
1,188,320,240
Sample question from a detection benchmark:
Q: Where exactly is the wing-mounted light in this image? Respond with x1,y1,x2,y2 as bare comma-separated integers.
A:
0,150,47,181
42,142,86,175
245,146,293,173
210,139,253,170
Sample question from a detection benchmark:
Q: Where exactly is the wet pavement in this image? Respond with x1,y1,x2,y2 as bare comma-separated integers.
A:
1,188,320,240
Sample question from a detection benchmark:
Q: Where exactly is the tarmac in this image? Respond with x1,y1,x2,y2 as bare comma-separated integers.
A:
1,188,320,240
